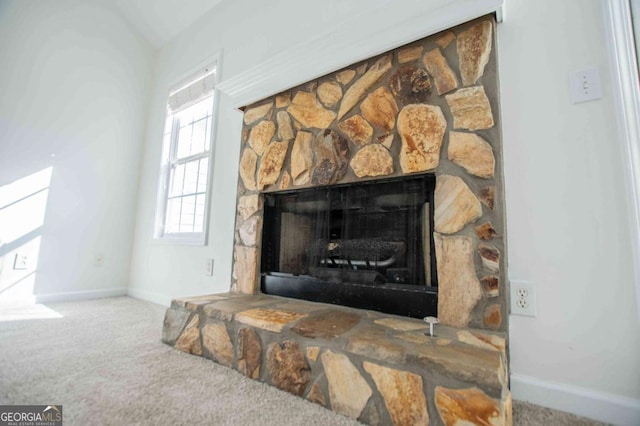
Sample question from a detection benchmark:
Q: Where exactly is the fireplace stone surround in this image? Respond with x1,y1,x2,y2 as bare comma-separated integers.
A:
163,15,511,425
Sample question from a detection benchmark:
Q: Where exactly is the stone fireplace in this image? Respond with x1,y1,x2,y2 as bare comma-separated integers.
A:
163,15,511,425
233,15,505,332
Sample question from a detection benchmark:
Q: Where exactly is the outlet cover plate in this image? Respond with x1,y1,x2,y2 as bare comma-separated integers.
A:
510,280,536,317
570,67,603,104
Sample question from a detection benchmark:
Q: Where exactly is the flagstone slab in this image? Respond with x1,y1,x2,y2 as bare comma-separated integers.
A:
291,310,361,339
236,308,307,332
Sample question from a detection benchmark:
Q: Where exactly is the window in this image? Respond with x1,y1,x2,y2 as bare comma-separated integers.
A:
155,64,218,244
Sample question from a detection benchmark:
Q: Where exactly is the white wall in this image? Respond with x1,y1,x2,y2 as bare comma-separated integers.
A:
128,0,640,421
0,0,155,301
501,0,640,422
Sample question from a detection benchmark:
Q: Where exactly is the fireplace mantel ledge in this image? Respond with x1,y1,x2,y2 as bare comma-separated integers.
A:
217,0,504,110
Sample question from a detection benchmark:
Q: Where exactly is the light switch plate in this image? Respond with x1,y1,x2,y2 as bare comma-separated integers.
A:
570,67,603,103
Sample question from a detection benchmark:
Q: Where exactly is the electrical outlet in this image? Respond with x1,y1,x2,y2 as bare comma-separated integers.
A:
205,258,214,276
510,280,536,317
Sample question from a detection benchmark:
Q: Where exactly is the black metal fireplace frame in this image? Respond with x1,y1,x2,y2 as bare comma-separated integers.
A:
260,174,438,319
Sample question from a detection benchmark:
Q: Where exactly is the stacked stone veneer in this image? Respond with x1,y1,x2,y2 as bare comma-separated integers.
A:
163,15,513,426
164,293,511,425
232,16,506,332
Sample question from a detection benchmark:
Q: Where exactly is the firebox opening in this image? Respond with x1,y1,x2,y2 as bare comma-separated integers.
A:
260,174,438,319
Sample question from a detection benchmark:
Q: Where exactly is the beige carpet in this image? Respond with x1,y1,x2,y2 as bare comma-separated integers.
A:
0,297,605,425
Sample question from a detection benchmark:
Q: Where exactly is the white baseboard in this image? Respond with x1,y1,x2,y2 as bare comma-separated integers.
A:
127,287,171,307
511,373,640,425
35,288,127,304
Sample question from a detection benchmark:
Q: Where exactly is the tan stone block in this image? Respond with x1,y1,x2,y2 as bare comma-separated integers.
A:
257,140,289,190
338,115,373,147
276,111,294,140
480,185,496,210
350,144,394,178
457,20,493,86
336,69,356,85
374,317,428,331
291,310,360,339
236,308,307,332
338,54,392,119
448,131,495,178
203,300,247,321
457,330,506,353
233,245,258,294
434,233,483,328
267,340,310,396
237,194,261,221
436,31,456,49
397,104,447,173
279,171,291,190
435,386,504,426
476,222,497,241
244,102,273,125
345,325,406,363
306,346,320,362
478,243,500,272
321,350,372,419
248,120,276,155
291,131,313,186
481,275,500,298
287,91,336,129
413,343,506,390
397,45,424,63
238,215,262,247
360,87,398,132
423,48,459,95
237,327,261,379
484,304,502,330
276,299,326,313
275,92,291,108
162,308,191,345
202,321,233,367
186,299,216,311
434,175,482,234
446,86,494,130
239,148,258,191
363,362,429,426
174,315,202,355
317,81,343,107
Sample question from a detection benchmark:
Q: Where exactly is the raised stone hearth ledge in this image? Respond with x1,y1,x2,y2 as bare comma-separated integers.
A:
164,293,512,425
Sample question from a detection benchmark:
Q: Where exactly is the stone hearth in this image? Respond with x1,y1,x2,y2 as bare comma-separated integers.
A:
164,293,511,425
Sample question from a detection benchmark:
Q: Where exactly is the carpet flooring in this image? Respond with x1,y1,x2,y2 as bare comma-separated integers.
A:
0,296,606,425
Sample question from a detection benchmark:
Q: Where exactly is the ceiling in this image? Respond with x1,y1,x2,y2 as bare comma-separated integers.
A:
112,0,223,49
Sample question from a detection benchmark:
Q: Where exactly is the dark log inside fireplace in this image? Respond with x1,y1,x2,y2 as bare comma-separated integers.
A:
260,174,438,318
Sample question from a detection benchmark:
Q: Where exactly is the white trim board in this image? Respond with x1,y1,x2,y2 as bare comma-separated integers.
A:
217,0,504,109
35,288,127,304
602,0,640,323
511,374,640,425
127,288,172,307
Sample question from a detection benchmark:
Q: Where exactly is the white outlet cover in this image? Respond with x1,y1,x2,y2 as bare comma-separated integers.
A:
569,67,603,103
510,279,536,317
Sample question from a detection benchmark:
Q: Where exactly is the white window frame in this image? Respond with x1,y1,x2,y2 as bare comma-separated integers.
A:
154,54,222,245
603,0,640,321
